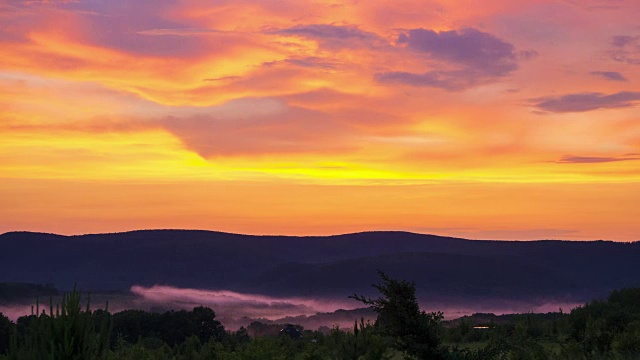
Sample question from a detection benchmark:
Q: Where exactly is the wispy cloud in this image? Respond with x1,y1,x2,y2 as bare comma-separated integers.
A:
610,35,640,65
137,28,221,37
203,76,241,82
263,57,338,69
555,155,640,163
271,24,385,49
590,71,627,81
532,91,640,112
159,98,353,157
21,0,80,4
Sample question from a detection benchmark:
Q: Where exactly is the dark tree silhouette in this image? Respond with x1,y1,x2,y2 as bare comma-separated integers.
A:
0,312,12,354
351,270,447,360
111,306,225,347
189,306,226,343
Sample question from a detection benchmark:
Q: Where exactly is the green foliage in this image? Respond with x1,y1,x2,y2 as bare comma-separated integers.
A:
2,278,640,360
0,313,12,355
323,319,389,360
192,306,227,343
440,288,640,360
351,270,448,360
560,288,640,359
6,286,111,360
225,336,290,360
111,306,226,347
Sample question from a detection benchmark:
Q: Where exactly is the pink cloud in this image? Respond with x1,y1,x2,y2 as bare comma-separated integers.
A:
159,98,355,157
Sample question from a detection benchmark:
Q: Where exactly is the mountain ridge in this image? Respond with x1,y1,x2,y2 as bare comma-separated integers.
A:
3,229,629,243
1,229,639,305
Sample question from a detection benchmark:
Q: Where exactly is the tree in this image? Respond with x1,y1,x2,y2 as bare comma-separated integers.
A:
0,312,13,354
350,270,447,360
111,306,226,347
7,287,112,360
189,306,226,343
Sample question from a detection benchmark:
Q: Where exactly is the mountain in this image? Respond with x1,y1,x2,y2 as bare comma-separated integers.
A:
1,230,639,303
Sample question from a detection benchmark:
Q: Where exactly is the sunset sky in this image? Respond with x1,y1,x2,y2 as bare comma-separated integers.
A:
1,0,639,240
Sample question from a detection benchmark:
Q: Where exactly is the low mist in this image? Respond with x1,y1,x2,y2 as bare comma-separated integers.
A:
0,285,583,330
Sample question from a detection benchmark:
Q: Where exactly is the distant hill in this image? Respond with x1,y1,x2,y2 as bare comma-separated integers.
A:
0,282,59,304
1,230,639,303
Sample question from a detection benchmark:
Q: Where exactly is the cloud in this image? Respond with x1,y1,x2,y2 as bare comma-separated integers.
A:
271,24,385,49
203,76,241,82
590,71,627,81
612,35,637,47
397,28,519,76
564,0,626,10
376,28,519,90
262,56,338,69
136,28,221,37
44,1,256,58
156,93,409,158
19,0,80,5
519,49,539,60
375,70,474,91
160,98,352,157
610,35,640,65
0,118,150,133
532,91,640,112
555,155,640,164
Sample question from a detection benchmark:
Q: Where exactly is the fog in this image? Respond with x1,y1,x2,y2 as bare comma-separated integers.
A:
0,285,583,330
130,285,359,319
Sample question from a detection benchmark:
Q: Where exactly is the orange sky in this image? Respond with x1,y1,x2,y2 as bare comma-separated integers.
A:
1,0,639,240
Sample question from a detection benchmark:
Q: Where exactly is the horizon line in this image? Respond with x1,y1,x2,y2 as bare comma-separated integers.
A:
1,228,632,243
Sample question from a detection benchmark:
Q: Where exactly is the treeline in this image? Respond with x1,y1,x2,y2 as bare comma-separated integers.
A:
0,283,58,303
440,287,640,359
1,275,640,359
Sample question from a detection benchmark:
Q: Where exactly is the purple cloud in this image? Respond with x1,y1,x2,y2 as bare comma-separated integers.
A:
610,35,640,65
20,0,217,58
263,57,338,69
398,28,518,76
377,28,519,90
136,28,221,36
612,35,637,48
271,24,384,48
555,155,640,164
519,50,539,60
532,91,640,112
590,71,627,81
375,70,473,91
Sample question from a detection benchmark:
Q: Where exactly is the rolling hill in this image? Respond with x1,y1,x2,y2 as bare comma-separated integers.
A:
1,230,639,303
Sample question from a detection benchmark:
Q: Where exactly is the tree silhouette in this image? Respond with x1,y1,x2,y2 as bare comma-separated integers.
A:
350,270,447,359
189,306,226,343
0,312,12,354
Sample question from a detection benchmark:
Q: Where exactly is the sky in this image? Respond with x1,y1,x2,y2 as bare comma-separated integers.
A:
1,0,639,240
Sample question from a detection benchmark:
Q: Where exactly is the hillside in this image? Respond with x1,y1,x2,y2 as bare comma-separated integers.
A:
1,230,639,303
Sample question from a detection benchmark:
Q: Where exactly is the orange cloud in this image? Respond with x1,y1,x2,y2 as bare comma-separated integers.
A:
1,0,640,239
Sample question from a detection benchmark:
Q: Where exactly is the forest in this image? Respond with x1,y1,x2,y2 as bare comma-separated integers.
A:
1,272,640,360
